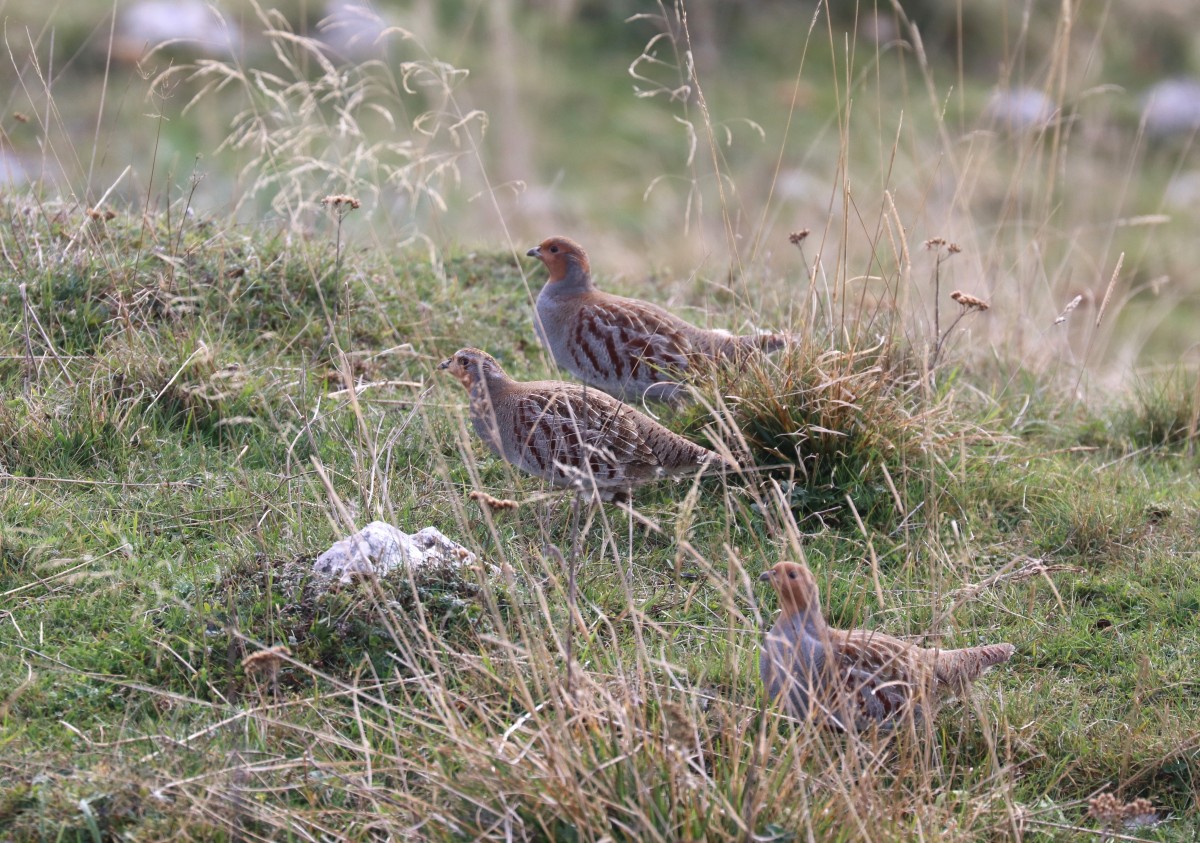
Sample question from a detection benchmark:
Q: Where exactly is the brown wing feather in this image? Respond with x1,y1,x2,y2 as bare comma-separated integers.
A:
828,629,939,727
576,299,696,381
511,384,660,487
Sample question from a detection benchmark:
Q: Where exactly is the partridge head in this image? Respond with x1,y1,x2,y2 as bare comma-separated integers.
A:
526,236,787,405
439,347,735,502
759,561,1014,731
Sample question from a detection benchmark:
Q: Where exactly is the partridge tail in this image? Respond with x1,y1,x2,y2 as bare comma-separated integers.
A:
937,643,1015,685
734,332,789,355
708,452,739,474
975,643,1016,668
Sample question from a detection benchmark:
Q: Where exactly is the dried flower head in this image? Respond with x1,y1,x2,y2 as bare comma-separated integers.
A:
788,229,811,245
469,490,519,511
13,112,29,124
321,194,362,210
1087,792,1156,828
923,237,962,255
1053,294,1084,325
242,645,291,678
950,290,990,311
87,208,116,221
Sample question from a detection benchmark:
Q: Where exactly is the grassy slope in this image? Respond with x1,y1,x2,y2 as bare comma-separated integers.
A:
0,202,1196,840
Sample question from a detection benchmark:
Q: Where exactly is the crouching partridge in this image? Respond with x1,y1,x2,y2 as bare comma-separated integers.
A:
526,236,787,405
759,561,1014,731
439,348,735,502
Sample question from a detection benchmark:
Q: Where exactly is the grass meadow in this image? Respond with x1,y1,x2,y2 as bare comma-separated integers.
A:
1,1,1198,839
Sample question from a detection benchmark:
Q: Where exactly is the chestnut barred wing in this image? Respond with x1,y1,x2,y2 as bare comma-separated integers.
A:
571,300,696,386
830,632,930,729
508,387,661,489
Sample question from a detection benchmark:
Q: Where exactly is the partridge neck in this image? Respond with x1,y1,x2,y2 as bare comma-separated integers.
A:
469,372,508,403
782,601,828,636
543,263,594,297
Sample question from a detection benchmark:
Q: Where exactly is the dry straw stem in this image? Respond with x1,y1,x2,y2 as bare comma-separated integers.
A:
1094,252,1123,329
934,556,1079,628
1073,253,1125,395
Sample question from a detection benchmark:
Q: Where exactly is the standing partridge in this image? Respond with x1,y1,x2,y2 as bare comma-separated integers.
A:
759,561,1014,731
439,348,736,502
526,236,787,405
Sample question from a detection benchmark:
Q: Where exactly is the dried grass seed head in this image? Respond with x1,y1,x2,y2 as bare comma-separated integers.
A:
1054,294,1084,325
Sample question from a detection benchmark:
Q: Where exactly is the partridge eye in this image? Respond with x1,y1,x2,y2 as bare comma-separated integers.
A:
788,572,797,579
549,245,559,253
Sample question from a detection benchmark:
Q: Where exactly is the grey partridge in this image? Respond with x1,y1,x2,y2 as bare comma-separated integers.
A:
439,348,735,502
526,236,786,405
759,561,1014,731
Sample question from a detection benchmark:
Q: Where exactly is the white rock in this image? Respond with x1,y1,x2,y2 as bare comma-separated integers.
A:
313,521,478,584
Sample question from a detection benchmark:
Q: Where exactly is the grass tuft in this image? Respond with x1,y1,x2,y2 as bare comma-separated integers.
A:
689,337,985,529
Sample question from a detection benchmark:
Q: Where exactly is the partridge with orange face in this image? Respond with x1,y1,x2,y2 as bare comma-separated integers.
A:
759,561,1014,731
527,236,787,405
439,348,735,502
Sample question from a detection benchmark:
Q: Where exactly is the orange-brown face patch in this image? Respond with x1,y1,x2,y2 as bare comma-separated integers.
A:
439,356,473,390
764,561,821,616
528,236,589,282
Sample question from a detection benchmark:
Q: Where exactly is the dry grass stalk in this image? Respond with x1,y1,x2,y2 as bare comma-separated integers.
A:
152,0,482,223
1095,252,1123,329
948,557,1082,603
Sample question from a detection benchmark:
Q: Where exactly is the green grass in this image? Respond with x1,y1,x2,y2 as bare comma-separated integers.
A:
0,195,1196,840
2,0,1200,838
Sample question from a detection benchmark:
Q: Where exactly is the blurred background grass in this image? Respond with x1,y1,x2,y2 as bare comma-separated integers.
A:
2,0,1199,374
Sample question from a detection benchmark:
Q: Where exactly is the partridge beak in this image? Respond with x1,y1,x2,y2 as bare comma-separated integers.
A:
525,246,540,258
437,357,452,371
758,571,773,582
